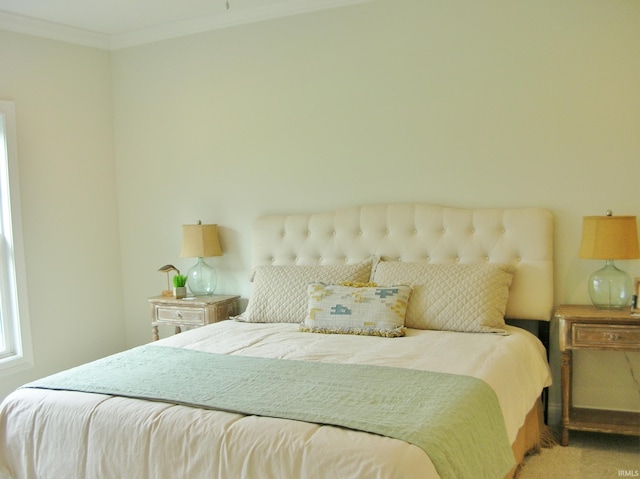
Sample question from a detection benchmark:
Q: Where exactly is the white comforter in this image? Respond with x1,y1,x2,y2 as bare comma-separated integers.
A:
0,321,551,479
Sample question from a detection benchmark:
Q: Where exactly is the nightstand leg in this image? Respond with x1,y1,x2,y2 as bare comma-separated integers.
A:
560,350,572,446
152,325,159,342
175,326,181,335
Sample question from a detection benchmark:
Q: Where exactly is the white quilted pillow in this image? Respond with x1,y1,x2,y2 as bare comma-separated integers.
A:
239,260,373,323
372,262,514,333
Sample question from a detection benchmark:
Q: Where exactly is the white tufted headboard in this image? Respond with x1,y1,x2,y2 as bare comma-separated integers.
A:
252,203,554,321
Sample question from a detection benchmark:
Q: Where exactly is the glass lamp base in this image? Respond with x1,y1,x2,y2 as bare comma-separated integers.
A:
587,260,632,309
186,257,217,296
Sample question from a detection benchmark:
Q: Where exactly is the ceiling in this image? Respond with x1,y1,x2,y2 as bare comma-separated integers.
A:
0,0,371,50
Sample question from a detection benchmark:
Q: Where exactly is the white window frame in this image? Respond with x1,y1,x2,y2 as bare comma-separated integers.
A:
0,100,33,374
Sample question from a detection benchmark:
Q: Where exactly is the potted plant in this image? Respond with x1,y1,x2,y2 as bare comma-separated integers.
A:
173,274,188,299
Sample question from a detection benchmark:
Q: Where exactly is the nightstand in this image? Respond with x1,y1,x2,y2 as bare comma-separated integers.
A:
149,295,239,341
556,304,640,446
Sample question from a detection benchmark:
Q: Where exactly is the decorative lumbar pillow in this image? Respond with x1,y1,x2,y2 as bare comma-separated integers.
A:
238,260,373,323
300,283,411,337
372,262,514,333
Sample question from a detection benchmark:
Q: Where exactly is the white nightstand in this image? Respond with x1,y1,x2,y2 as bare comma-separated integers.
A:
149,294,239,341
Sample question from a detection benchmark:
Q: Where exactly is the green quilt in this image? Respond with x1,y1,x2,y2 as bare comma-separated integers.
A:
24,344,515,479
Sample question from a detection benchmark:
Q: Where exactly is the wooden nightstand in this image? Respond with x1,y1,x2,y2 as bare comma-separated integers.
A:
556,304,640,446
149,295,239,341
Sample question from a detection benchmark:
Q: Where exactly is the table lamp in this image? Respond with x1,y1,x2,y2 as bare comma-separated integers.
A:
579,211,640,308
180,221,222,296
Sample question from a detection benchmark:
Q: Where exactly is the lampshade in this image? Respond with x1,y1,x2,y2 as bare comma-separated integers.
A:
579,213,640,309
579,215,640,260
180,222,222,258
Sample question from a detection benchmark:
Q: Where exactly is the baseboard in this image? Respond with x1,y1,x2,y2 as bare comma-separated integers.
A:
547,402,561,427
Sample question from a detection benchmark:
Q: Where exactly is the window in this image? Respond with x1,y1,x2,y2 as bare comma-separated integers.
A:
0,100,32,374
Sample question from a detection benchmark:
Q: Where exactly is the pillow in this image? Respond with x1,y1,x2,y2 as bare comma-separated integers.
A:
300,283,410,337
238,260,373,323
372,262,514,333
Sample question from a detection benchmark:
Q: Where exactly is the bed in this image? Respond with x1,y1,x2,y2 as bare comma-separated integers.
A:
0,203,554,479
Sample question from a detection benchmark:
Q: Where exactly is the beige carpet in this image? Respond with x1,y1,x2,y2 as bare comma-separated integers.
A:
519,430,639,479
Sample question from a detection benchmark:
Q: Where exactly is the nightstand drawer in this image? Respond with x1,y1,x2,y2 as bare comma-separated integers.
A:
156,307,205,325
572,323,640,349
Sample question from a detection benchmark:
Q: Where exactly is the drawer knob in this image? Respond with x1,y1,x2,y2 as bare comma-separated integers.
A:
608,333,621,341
177,312,183,319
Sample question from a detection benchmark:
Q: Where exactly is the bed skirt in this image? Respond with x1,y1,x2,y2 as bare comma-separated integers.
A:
507,398,555,479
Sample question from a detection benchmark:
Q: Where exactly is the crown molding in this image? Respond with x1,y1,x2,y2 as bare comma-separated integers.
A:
0,0,373,51
0,10,111,50
112,0,373,50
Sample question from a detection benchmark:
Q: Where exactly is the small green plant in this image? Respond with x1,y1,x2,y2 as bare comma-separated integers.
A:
173,274,187,288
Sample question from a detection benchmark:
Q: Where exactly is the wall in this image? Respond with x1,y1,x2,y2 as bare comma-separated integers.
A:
0,0,637,420
112,0,640,421
0,30,125,398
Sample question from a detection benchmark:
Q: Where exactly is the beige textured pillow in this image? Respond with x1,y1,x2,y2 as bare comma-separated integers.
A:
240,260,373,323
372,262,514,333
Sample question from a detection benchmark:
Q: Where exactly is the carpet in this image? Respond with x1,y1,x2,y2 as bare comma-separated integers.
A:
519,430,639,479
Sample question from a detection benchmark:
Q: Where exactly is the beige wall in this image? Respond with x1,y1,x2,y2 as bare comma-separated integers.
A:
0,0,638,421
112,0,640,421
0,30,125,398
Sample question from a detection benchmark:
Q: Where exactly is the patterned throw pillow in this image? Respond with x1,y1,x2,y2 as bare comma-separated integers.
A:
239,260,373,323
300,283,411,337
372,262,514,333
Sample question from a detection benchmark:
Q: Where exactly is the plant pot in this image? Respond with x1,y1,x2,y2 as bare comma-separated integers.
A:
174,286,187,299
